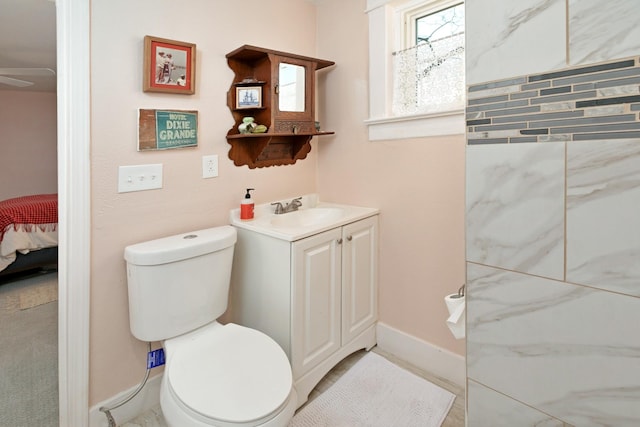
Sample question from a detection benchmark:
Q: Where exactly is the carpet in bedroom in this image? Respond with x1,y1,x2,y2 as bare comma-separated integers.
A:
0,272,58,427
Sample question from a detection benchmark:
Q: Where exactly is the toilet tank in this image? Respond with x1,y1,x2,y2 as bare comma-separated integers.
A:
124,226,237,342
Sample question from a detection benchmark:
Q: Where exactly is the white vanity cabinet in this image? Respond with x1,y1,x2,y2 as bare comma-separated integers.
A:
230,214,378,407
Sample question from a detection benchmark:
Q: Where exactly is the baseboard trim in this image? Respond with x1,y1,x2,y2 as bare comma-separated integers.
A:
89,324,465,426
89,373,162,427
376,322,465,387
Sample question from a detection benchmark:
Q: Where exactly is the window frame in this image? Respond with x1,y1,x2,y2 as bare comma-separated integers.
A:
365,0,465,141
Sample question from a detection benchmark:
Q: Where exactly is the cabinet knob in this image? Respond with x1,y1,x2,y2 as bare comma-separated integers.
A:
346,235,353,241
337,238,343,244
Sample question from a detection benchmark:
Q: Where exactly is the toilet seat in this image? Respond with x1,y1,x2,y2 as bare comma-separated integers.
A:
166,323,293,426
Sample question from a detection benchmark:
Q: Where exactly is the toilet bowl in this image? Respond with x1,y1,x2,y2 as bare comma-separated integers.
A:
124,226,297,427
160,322,296,427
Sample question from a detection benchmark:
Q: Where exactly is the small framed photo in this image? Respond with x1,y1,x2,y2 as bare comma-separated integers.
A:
143,35,196,94
236,86,262,109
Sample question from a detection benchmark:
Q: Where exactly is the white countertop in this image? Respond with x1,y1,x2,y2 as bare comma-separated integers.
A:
229,194,379,241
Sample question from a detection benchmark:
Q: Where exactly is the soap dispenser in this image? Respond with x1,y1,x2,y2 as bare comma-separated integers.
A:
240,188,255,220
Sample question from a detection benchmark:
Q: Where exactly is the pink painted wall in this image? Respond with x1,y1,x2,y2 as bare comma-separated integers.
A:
89,0,465,407
314,0,466,356
0,90,57,200
89,0,321,405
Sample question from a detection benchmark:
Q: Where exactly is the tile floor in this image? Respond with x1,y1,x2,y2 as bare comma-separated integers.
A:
122,347,465,427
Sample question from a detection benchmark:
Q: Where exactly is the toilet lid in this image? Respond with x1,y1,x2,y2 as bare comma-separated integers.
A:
167,323,292,424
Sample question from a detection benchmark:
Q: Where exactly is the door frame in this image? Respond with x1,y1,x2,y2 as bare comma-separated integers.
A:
56,0,91,424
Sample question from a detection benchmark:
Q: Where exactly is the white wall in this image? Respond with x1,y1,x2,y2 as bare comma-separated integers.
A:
0,90,57,200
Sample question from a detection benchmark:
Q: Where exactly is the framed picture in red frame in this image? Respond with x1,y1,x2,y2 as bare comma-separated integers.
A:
143,35,195,94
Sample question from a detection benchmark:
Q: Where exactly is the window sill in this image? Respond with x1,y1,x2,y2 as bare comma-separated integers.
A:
365,109,465,141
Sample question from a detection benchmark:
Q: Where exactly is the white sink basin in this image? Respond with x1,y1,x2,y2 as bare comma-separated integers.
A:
230,195,379,241
270,208,344,228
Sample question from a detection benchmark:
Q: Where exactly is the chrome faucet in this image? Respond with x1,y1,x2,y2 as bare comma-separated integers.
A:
286,197,303,212
271,197,302,214
271,202,285,214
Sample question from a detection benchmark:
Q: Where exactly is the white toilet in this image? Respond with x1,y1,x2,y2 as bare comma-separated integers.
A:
124,226,297,427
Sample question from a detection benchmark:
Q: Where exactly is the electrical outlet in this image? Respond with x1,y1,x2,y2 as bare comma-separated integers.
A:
202,155,219,178
147,348,165,368
118,164,163,193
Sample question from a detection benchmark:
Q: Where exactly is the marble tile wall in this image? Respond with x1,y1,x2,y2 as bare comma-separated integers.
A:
466,264,640,426
466,142,565,280
566,138,640,297
467,380,567,427
465,2,640,425
467,58,640,145
467,0,640,85
465,0,566,85
465,134,640,425
569,0,640,66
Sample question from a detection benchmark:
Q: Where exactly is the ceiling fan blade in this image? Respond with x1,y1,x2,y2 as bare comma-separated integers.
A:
0,75,35,87
0,68,56,77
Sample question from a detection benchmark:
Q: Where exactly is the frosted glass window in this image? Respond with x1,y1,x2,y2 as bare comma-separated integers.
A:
393,2,465,116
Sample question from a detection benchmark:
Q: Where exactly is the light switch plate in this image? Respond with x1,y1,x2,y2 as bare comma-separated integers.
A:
118,164,163,193
202,155,219,178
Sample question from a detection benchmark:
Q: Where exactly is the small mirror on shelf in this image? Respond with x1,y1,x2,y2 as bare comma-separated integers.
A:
279,63,305,112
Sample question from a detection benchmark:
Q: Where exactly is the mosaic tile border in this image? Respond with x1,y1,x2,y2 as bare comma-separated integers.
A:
466,57,640,144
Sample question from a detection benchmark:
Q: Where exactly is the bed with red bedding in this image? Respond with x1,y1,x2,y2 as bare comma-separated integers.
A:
0,194,58,276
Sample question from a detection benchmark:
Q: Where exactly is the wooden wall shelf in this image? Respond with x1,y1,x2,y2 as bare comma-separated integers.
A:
226,132,335,169
225,45,335,169
233,80,267,87
231,107,267,113
226,131,335,139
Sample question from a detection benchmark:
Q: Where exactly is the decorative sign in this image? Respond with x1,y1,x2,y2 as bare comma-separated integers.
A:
138,109,198,151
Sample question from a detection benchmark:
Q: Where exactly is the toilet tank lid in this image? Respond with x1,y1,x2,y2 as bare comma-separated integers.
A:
124,226,237,266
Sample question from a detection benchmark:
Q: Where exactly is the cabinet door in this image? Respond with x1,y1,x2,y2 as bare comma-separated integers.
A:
291,227,342,379
272,54,315,128
341,216,378,346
